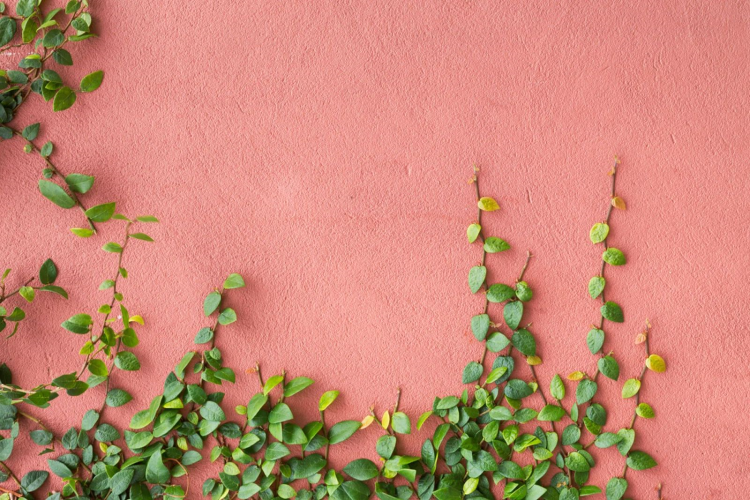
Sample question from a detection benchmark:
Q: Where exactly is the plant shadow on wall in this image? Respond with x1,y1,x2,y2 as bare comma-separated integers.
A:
0,2,667,500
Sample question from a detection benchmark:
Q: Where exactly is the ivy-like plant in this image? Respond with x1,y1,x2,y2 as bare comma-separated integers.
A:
1,2,667,500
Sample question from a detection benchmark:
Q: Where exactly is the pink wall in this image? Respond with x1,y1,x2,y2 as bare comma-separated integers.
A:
2,0,749,498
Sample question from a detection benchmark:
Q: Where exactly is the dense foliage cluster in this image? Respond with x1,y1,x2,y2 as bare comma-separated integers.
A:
1,2,666,499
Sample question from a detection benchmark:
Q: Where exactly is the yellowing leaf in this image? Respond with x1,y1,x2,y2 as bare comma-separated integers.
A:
360,415,375,429
612,196,627,210
381,410,390,430
567,371,585,381
477,197,500,212
129,315,145,325
527,355,542,366
645,354,666,373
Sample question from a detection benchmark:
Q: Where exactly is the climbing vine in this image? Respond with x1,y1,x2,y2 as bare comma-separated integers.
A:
1,2,666,500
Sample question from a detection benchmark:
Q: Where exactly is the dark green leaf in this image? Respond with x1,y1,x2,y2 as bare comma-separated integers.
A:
39,259,57,284
39,180,75,209
53,86,76,111
625,451,657,470
598,356,620,380
503,301,523,330
601,301,624,323
84,202,115,222
344,459,379,481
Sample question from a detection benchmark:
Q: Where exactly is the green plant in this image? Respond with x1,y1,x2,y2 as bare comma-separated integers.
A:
0,163,665,499
1,3,666,499
1,0,108,234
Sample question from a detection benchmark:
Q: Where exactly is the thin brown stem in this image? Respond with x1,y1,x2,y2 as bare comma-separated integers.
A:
622,321,652,479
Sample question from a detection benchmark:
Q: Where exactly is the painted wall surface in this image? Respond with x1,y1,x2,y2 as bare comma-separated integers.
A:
2,1,749,498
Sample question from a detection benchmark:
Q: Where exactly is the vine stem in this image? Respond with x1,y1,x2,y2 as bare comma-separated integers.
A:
11,128,97,232
0,461,21,487
0,277,35,303
581,158,621,416
97,223,134,414
622,321,652,479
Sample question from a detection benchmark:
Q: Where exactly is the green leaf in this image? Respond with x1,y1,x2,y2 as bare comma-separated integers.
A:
605,477,628,500
537,405,565,422
550,374,565,400
200,401,226,422
586,328,604,354
332,481,371,500
64,174,95,194
602,248,626,266
485,366,508,385
20,470,48,492
616,429,635,456
0,17,17,47
391,412,410,435
515,281,532,302
102,242,123,253
635,403,655,419
269,403,293,424
115,352,141,371
218,308,237,325
343,459,379,481
146,449,171,484
130,232,154,242
467,266,486,294
562,424,581,446
466,223,481,243
87,359,108,377
328,420,361,444
483,237,509,253
461,361,483,384
61,313,92,334
511,329,535,356
94,423,120,442
575,379,597,404
47,459,72,478
53,86,76,111
130,395,163,429
601,301,624,322
80,70,104,92
245,393,267,421
39,180,75,209
110,468,135,496
597,356,619,380
203,291,221,316
477,197,500,211
588,276,605,299
486,283,515,303
42,28,64,47
486,331,509,352
19,286,34,302
105,388,132,407
589,223,609,244
0,439,13,461
81,409,99,431
54,48,73,66
223,273,245,289
376,435,396,459
503,301,523,330
621,378,641,399
284,376,314,397
85,202,116,222
39,259,58,284
70,228,94,238
594,433,623,449
565,452,590,472
194,327,213,344
626,451,657,470
504,379,532,399
265,442,290,461
40,141,53,157
319,390,339,411
22,123,40,141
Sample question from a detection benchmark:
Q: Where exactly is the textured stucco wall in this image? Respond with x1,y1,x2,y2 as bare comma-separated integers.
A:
2,0,749,498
